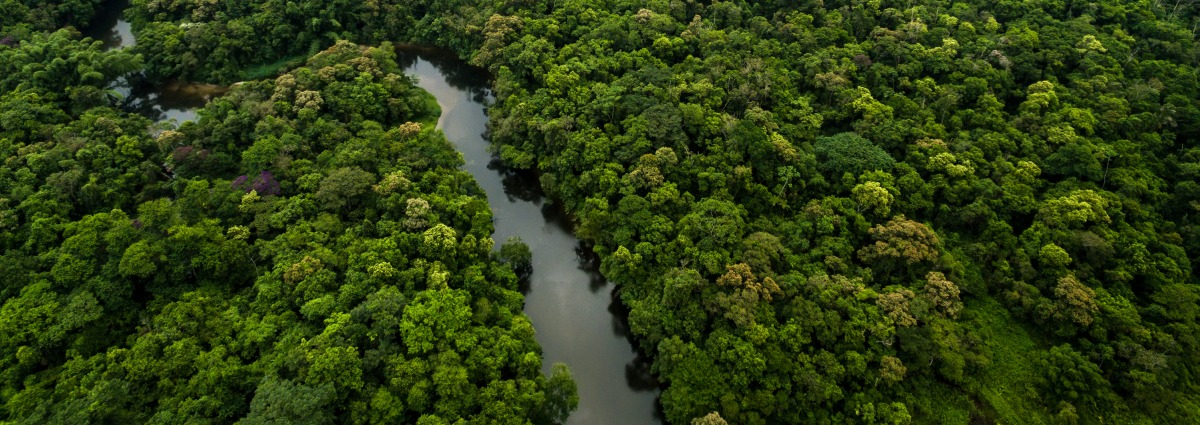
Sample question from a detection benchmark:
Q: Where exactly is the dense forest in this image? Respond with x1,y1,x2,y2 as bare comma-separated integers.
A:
4,0,1200,423
0,0,100,31
0,6,576,424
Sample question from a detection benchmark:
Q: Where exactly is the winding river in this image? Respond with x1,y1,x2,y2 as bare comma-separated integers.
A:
396,48,663,425
85,4,662,423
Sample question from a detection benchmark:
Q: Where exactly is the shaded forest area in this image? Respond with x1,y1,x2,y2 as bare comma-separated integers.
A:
4,0,1200,423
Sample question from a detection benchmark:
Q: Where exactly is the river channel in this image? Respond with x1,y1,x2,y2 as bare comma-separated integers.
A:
85,4,662,424
396,48,662,425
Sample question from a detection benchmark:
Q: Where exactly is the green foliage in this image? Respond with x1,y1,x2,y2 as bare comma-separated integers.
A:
496,236,533,281
122,0,493,83
0,35,573,424
240,53,313,82
314,167,375,211
0,29,141,112
241,377,337,425
815,132,896,178
10,0,1200,423
0,0,102,32
1037,344,1115,413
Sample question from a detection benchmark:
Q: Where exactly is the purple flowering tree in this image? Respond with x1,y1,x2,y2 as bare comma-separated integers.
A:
232,171,281,196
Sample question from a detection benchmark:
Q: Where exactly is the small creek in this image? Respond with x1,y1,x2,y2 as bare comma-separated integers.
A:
84,3,662,423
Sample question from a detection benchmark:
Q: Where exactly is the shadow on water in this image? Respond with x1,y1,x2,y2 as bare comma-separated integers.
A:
81,0,133,50
489,158,545,203
610,293,665,419
606,290,665,412
575,243,609,293
626,352,662,393
540,201,578,238
110,74,219,123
